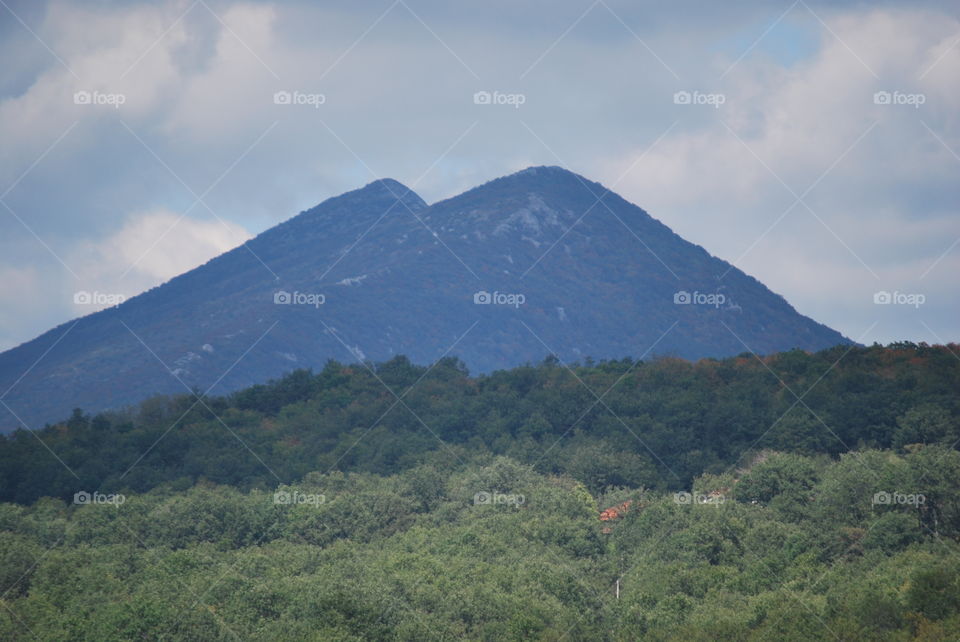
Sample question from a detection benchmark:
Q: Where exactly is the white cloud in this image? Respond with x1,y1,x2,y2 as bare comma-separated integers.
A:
0,266,43,352
603,8,960,343
163,3,279,139
69,208,251,307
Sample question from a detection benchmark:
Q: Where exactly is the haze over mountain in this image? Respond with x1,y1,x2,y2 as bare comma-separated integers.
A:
0,166,851,430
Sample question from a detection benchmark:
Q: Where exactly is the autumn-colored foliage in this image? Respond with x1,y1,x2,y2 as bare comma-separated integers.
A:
599,500,633,521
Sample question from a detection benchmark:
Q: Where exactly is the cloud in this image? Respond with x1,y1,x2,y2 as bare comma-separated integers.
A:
602,7,960,344
0,266,44,352
69,208,251,300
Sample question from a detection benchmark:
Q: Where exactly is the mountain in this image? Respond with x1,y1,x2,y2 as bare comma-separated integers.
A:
0,166,852,430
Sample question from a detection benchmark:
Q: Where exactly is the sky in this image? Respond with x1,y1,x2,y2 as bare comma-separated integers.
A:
0,0,958,352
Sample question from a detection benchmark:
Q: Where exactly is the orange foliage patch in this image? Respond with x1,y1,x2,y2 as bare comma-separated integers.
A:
599,500,633,522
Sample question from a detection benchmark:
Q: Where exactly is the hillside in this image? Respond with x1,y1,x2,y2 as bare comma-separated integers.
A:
0,167,852,430
2,342,956,505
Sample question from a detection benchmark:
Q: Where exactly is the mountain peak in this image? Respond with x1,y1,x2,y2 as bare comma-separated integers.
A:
434,166,598,209
505,165,589,185
347,177,425,209
359,177,414,196
512,165,574,177
281,178,426,231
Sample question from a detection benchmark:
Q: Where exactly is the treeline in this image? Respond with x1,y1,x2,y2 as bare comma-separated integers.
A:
1,449,959,640
1,342,959,504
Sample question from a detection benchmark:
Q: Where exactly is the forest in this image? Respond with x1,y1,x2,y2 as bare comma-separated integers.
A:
0,342,959,640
